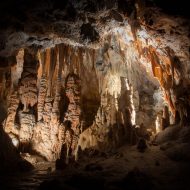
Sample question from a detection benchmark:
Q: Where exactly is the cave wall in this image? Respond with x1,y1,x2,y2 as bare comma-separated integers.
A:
1,36,163,162
0,0,189,164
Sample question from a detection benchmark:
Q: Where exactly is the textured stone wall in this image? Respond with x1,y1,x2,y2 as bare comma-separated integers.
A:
1,24,189,163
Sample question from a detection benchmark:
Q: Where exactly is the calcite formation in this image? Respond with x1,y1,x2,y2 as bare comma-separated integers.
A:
64,73,82,161
32,121,53,160
32,97,64,161
1,39,186,163
3,49,39,149
37,75,47,121
0,0,189,166
65,74,81,130
19,111,35,151
19,50,38,112
3,92,20,146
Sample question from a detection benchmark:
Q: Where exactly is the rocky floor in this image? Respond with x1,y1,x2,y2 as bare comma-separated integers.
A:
1,143,190,190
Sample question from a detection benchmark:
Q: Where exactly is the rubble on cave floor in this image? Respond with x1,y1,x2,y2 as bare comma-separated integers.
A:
39,142,190,190
1,141,190,190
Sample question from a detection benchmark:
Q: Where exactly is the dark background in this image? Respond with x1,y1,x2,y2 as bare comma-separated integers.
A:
0,0,189,18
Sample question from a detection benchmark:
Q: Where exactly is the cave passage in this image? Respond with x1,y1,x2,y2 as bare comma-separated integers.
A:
0,0,190,190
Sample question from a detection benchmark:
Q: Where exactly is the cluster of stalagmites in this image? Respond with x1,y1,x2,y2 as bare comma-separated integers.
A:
32,73,82,162
3,50,38,150
2,47,83,163
78,90,131,153
0,45,156,164
63,74,82,161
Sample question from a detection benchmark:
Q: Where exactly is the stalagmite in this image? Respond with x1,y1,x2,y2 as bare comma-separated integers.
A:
19,111,35,151
32,46,69,161
19,49,38,112
3,92,20,145
64,73,81,161
37,75,47,121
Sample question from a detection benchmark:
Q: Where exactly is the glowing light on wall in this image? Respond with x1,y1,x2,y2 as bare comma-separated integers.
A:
155,115,162,133
107,74,121,98
125,78,136,125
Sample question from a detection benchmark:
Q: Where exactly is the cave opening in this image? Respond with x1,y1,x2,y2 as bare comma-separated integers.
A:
0,0,190,190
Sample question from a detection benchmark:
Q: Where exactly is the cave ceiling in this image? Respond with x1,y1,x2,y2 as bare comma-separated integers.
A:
0,0,189,57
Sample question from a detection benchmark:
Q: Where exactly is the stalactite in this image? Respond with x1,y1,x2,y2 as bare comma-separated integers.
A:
147,46,176,119
40,51,45,74
72,48,77,73
149,45,188,125
47,48,56,97
149,47,163,81
165,47,177,87
32,45,67,161
37,51,43,88
15,49,24,87
64,45,69,67
67,46,72,71
32,48,54,160
44,48,51,77
92,48,96,70
58,44,64,78
52,46,62,116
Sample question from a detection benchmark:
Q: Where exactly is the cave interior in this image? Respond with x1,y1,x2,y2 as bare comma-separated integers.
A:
0,0,190,189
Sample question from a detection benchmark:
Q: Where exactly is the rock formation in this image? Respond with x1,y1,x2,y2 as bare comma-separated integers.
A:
19,111,35,151
37,75,47,121
0,0,189,169
64,73,81,161
18,49,38,112
3,92,20,147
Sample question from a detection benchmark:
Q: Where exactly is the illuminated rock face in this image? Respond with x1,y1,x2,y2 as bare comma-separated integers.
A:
0,0,190,165
19,112,35,150
3,92,20,146
1,39,187,162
